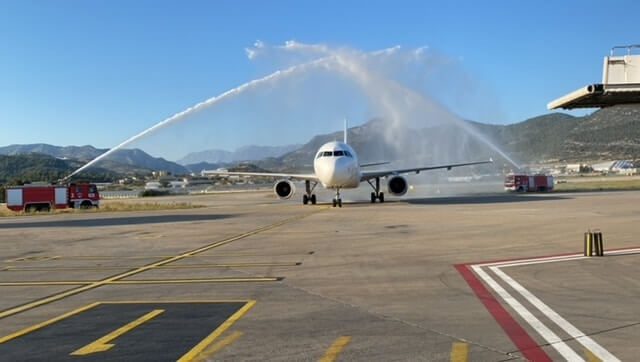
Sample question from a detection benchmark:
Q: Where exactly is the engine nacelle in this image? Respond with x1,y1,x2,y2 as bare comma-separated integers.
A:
387,175,408,196
273,179,295,199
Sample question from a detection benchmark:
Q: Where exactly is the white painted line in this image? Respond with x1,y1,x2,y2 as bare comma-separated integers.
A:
491,266,621,362
476,253,584,267
495,255,587,268
477,248,640,268
470,265,584,361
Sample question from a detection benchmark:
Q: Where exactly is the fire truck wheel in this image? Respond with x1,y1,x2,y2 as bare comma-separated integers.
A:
80,201,92,209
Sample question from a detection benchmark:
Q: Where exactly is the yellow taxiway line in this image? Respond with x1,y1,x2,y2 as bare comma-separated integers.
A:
319,336,352,362
178,300,256,362
0,208,326,320
2,262,301,272
450,342,469,362
0,277,282,286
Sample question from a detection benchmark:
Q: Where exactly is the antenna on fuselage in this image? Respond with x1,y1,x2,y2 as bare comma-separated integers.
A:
343,118,348,144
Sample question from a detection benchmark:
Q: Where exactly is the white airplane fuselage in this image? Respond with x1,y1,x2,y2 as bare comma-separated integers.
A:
313,141,361,189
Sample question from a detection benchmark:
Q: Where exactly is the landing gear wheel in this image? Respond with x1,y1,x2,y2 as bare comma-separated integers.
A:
303,194,309,205
379,192,385,203
371,192,376,203
332,199,337,208
338,199,342,208
310,194,317,205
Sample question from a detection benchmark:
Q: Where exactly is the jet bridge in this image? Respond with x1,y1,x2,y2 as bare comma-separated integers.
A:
548,45,640,109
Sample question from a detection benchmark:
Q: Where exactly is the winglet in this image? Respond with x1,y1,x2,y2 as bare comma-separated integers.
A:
344,118,348,144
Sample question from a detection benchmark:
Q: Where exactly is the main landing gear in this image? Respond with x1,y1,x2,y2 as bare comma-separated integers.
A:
302,180,318,205
367,177,384,203
332,188,342,208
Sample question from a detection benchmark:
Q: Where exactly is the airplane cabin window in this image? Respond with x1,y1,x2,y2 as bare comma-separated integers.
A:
334,150,344,156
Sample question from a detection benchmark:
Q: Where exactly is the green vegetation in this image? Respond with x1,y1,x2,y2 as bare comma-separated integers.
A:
0,154,119,184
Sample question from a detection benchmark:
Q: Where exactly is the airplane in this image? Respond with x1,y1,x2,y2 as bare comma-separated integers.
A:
207,122,493,207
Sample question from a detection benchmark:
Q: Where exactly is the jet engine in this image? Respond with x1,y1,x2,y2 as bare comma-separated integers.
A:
387,175,408,196
273,179,295,199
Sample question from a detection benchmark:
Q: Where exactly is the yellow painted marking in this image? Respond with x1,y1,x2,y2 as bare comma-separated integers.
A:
319,336,352,362
70,309,164,355
110,278,280,284
101,300,254,304
178,300,256,362
5,253,310,261
4,256,61,262
0,302,101,344
0,277,280,286
0,281,91,286
585,349,602,362
192,331,243,362
0,209,325,320
3,262,301,272
450,342,469,362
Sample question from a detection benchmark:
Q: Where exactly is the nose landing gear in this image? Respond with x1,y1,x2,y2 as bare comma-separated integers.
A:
332,188,342,208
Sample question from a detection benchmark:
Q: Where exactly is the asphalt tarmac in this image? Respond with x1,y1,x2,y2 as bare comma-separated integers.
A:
0,189,638,361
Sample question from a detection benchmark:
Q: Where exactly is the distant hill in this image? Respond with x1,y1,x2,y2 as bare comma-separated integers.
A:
183,162,224,174
0,154,120,184
476,105,640,162
177,144,301,165
3,104,640,184
0,144,188,175
254,104,640,171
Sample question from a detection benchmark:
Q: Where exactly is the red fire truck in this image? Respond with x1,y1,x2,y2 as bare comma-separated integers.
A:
504,174,554,192
5,183,101,212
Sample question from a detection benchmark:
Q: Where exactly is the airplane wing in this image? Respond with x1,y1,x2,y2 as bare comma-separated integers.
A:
360,159,493,181
203,170,319,181
360,161,391,168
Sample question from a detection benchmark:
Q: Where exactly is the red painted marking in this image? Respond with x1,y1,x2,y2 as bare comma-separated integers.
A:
455,264,552,362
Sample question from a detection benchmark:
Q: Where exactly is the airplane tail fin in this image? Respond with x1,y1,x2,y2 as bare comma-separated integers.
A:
344,118,348,144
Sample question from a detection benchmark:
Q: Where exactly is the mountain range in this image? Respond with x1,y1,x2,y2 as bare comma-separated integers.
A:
1,104,640,183
177,144,301,165
0,144,188,175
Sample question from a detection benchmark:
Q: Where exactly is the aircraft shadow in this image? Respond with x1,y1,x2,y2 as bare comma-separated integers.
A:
405,194,571,205
0,214,230,229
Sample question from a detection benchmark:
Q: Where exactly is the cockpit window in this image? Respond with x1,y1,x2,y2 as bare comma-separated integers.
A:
344,150,352,157
322,151,333,157
316,152,323,159
334,150,344,156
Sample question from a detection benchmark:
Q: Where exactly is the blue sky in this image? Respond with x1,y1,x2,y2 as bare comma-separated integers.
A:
1,0,638,159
